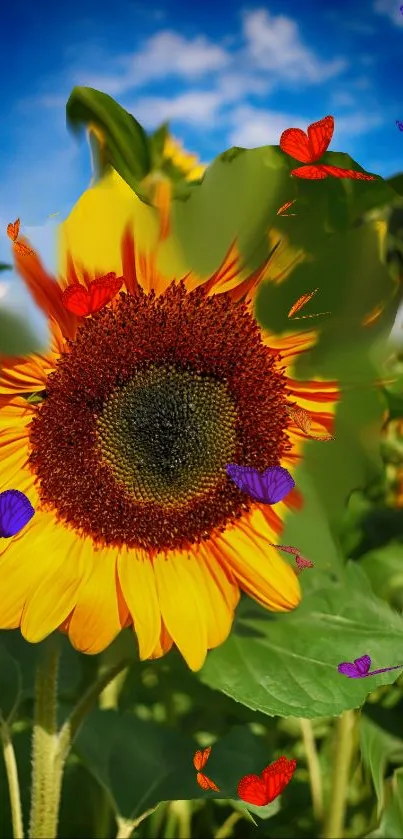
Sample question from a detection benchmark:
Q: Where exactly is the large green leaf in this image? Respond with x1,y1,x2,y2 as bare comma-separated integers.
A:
74,712,283,820
359,715,403,816
66,87,152,203
199,564,403,719
369,768,403,838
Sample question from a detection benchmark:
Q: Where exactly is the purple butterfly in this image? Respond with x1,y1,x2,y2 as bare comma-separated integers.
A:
338,654,403,679
226,464,295,504
0,490,35,538
396,121,403,132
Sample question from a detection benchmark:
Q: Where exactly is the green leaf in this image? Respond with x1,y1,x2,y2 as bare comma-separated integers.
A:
199,564,403,719
0,643,22,722
373,768,403,838
0,310,50,355
0,262,12,273
66,87,152,203
75,711,277,819
359,715,403,816
360,543,403,607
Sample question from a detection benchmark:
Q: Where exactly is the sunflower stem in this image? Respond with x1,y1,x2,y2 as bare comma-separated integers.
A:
322,710,356,839
57,658,130,765
29,635,61,839
299,717,324,821
115,806,159,839
0,715,24,838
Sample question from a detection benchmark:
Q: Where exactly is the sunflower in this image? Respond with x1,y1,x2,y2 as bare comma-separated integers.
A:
0,170,338,671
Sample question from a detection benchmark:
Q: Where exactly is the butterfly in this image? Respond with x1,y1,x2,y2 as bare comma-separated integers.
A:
338,654,403,679
0,490,35,538
288,288,330,320
280,116,376,181
286,404,334,442
277,200,297,216
61,273,123,317
397,121,403,132
226,464,295,505
237,756,297,807
193,747,220,792
6,219,34,257
268,543,314,575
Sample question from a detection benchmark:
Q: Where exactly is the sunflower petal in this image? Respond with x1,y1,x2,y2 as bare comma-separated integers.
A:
153,549,209,671
117,548,161,660
68,546,129,654
216,507,301,611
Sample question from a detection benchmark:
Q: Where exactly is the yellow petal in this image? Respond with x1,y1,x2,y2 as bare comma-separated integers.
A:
153,549,209,671
68,546,129,654
216,507,301,611
59,169,188,289
117,547,161,660
21,518,87,642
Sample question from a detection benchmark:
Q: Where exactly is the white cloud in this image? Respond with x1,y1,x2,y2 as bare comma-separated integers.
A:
241,9,347,82
335,112,384,137
129,90,224,127
228,107,307,147
79,31,230,96
374,0,403,26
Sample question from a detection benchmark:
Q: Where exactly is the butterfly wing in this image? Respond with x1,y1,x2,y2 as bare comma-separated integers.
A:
307,116,334,159
288,290,318,318
268,543,300,557
261,757,297,804
196,772,220,792
226,464,266,502
337,661,363,678
13,241,34,257
277,200,296,216
62,284,91,317
286,405,313,434
319,165,376,181
295,555,314,571
7,219,20,242
88,273,123,314
237,774,268,806
0,489,35,538
193,747,211,771
291,165,329,179
279,128,313,163
397,121,403,132
261,466,295,504
354,655,371,675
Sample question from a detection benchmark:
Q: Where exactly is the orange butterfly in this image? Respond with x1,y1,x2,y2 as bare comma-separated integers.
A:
277,200,297,216
286,403,334,441
193,747,220,792
7,219,20,242
6,219,34,257
288,289,330,320
280,116,376,181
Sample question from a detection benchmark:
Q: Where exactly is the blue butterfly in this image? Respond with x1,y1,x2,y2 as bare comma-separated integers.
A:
226,464,295,504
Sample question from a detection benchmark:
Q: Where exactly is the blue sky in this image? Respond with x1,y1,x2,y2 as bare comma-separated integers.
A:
0,0,402,335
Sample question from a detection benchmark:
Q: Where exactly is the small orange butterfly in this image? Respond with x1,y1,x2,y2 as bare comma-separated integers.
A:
193,747,220,792
286,403,334,441
7,219,20,243
6,219,34,257
288,288,330,320
277,200,297,216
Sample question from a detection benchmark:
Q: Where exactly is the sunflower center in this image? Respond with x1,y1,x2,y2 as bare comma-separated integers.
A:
28,281,291,551
97,365,237,507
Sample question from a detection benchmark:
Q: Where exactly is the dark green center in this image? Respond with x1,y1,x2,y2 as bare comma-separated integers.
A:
96,364,238,507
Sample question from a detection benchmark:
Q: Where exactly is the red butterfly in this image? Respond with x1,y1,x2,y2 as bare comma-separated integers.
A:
280,116,376,181
193,747,220,792
237,756,297,807
61,273,123,317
